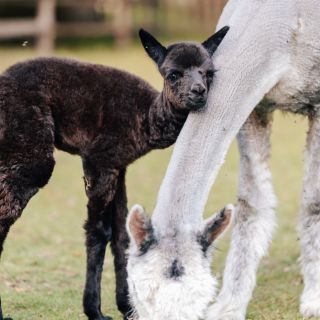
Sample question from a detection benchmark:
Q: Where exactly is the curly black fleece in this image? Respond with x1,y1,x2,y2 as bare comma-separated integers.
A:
0,56,187,318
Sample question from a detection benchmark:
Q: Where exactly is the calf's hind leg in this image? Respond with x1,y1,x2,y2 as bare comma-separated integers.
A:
0,155,55,319
0,168,38,255
0,101,55,319
299,116,320,317
207,110,276,320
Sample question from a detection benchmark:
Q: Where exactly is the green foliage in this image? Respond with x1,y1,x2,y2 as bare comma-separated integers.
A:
0,47,314,319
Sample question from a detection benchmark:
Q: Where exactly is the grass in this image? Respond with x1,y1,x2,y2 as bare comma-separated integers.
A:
0,45,316,319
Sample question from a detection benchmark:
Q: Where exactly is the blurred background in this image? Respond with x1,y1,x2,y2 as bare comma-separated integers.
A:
0,1,309,319
0,0,227,53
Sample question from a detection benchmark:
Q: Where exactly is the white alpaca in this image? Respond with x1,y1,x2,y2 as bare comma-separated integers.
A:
127,0,320,319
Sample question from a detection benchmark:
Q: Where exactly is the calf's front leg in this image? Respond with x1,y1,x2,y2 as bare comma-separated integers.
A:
207,110,276,320
82,160,119,320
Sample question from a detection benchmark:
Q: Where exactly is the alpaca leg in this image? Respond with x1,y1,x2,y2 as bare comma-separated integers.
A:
0,154,54,319
0,103,55,256
82,159,119,320
110,170,131,319
0,169,38,320
299,116,320,317
83,202,113,320
0,96,55,319
207,110,276,320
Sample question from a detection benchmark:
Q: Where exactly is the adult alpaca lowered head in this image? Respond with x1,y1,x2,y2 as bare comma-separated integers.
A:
126,204,233,320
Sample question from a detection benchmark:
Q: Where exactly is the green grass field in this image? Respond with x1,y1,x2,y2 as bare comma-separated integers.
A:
0,46,317,319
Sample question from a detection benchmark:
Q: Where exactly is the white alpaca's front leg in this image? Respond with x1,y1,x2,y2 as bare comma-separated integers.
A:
299,116,320,318
206,110,277,320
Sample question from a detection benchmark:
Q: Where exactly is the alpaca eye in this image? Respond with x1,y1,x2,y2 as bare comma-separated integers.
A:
167,71,182,83
206,70,215,80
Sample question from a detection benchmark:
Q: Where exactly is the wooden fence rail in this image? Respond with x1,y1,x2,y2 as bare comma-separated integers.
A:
0,0,227,54
0,0,56,54
0,0,133,55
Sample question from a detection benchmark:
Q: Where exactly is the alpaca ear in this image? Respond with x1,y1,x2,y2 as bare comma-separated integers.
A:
202,26,230,56
199,204,234,252
127,204,156,253
139,29,167,66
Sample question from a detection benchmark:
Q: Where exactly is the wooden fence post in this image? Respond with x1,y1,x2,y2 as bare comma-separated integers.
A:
112,0,133,47
36,0,56,55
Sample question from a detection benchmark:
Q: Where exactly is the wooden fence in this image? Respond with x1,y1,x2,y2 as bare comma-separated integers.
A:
0,0,227,54
0,0,56,54
0,0,133,54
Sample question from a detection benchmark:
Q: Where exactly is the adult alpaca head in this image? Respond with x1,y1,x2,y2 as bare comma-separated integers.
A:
126,204,233,320
139,26,229,111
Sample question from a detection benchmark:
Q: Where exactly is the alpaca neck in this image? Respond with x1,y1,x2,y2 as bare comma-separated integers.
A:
151,0,298,235
148,91,189,149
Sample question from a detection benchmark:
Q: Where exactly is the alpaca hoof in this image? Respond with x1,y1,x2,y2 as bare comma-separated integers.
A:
206,303,245,320
300,298,320,318
124,313,138,320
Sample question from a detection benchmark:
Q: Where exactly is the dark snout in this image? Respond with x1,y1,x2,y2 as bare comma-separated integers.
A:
192,82,206,96
188,79,208,110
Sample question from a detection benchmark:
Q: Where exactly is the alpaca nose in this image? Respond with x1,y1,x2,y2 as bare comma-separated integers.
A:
191,83,206,95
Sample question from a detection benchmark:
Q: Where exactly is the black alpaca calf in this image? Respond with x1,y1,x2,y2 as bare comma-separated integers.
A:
0,27,229,320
